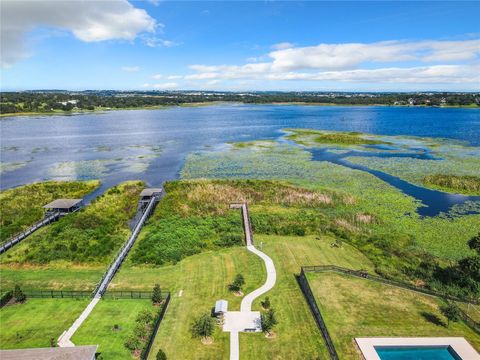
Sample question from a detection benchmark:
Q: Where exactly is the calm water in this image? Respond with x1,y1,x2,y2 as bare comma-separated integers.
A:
1,104,479,211
375,346,462,360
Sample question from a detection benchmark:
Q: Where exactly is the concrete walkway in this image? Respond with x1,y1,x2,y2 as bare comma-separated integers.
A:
241,245,276,312
57,297,100,347
224,203,277,360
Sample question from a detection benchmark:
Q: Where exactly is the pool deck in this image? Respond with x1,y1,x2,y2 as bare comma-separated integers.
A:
355,337,480,360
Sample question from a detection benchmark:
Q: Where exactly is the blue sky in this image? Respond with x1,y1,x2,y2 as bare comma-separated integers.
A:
1,1,479,91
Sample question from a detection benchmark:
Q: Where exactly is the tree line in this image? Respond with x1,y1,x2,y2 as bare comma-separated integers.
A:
1,91,478,114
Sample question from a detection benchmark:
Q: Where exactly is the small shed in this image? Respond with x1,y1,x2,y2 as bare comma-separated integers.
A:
0,345,98,360
214,299,228,316
43,199,83,214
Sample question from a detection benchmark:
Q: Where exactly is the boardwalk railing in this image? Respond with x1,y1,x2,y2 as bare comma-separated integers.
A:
297,269,339,360
302,265,479,305
0,212,61,254
92,194,160,298
230,203,254,246
141,293,171,360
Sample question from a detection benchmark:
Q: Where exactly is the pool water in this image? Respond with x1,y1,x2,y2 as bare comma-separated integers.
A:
375,346,462,360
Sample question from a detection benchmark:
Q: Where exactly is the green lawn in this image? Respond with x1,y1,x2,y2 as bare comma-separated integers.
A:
73,299,154,359
110,234,373,360
307,272,480,359
0,299,88,349
0,266,103,291
113,246,264,360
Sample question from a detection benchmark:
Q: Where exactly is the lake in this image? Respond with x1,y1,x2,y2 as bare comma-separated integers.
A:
1,104,479,212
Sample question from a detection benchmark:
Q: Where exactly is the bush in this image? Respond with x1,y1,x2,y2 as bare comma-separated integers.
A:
156,349,167,360
228,274,245,292
190,313,215,339
13,285,26,303
152,284,162,305
0,291,13,307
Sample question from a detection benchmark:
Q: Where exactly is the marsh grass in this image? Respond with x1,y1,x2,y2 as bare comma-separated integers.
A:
0,180,100,243
424,174,480,195
0,181,143,265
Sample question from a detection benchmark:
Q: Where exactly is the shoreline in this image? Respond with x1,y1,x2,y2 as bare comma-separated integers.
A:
1,101,478,118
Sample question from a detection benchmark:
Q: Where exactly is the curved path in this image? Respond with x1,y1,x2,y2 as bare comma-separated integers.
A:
226,203,277,360
241,245,276,312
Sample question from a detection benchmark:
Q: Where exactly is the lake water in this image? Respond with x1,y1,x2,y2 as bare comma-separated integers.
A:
1,104,479,213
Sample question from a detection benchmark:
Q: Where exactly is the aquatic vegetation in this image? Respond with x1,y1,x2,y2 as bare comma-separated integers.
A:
180,137,480,264
0,181,143,264
424,174,480,195
0,180,99,243
0,161,30,174
285,128,391,146
49,160,110,180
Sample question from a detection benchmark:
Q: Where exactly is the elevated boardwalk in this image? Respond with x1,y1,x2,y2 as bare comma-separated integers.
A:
0,212,60,254
58,189,162,347
1,198,83,255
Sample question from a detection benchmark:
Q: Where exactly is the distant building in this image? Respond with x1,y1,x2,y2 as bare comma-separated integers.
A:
60,100,79,106
0,345,98,360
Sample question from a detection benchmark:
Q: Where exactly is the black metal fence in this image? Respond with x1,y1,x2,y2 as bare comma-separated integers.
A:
302,265,479,305
301,265,480,340
297,269,339,360
21,289,156,299
141,292,171,360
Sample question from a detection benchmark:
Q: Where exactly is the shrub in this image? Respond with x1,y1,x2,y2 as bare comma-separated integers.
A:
13,285,26,303
228,274,245,292
156,349,167,360
0,291,13,307
441,303,461,327
152,284,162,305
261,297,270,310
260,308,278,335
190,313,215,339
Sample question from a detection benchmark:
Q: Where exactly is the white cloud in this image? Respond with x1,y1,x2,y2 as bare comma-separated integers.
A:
152,74,163,79
1,0,156,67
142,36,179,48
167,75,183,80
184,39,480,87
143,82,179,89
121,66,140,72
268,39,480,71
271,42,294,50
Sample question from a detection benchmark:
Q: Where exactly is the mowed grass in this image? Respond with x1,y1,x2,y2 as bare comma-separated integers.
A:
0,266,103,291
73,299,154,359
239,234,373,360
308,272,480,359
112,246,264,360
0,299,88,349
111,234,373,359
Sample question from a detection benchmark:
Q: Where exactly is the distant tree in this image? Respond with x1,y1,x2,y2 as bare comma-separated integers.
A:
13,285,26,303
441,303,461,327
191,313,215,340
152,284,162,305
156,349,167,360
260,308,278,335
261,297,271,310
228,274,245,292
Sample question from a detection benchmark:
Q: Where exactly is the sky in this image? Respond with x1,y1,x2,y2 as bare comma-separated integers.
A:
0,0,479,91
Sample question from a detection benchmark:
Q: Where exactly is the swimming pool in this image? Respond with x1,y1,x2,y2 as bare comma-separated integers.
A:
375,346,462,360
